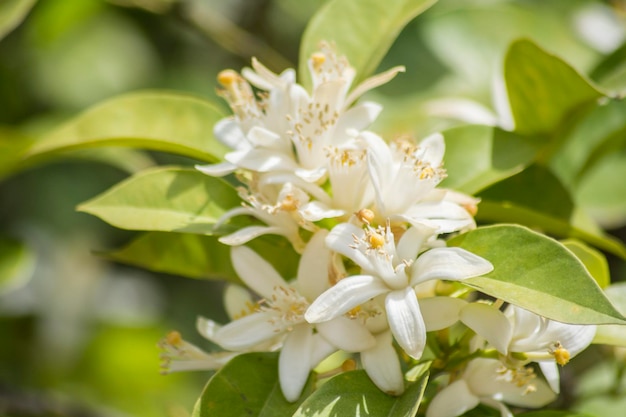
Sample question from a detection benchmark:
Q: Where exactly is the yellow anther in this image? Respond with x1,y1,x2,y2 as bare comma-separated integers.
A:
217,70,238,87
553,345,571,366
462,202,478,217
368,232,385,249
347,305,362,318
356,209,375,225
311,52,326,70
341,359,357,372
166,330,182,346
278,194,298,212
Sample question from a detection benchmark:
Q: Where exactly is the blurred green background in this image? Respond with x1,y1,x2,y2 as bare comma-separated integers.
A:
1,0,625,416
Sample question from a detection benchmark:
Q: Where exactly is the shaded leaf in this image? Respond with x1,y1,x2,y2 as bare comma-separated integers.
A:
475,165,626,259
441,125,541,194
0,0,36,40
192,352,314,417
299,0,437,88
505,39,604,135
78,167,240,234
517,411,596,417
0,236,35,295
293,368,428,417
593,283,626,347
448,224,626,325
103,232,239,283
24,92,228,164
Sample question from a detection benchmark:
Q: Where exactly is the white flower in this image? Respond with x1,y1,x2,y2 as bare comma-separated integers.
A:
304,222,493,360
426,358,556,417
157,330,237,374
364,131,478,233
211,231,376,401
197,43,404,182
460,303,597,393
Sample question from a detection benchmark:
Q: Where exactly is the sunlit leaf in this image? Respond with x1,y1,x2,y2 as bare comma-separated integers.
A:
192,352,314,417
293,368,428,417
299,0,437,88
505,39,604,135
441,125,541,194
0,0,36,40
0,236,35,295
448,224,626,325
561,239,610,289
24,92,228,164
78,167,240,234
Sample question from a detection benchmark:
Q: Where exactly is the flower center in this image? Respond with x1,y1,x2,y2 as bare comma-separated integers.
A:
261,286,309,332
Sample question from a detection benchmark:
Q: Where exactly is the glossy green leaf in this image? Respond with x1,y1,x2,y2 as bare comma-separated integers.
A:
505,39,604,135
293,368,428,417
0,127,35,179
561,239,610,289
475,164,626,259
441,125,541,194
593,283,626,346
448,224,626,325
78,167,240,234
103,232,238,282
24,92,228,164
299,0,437,88
590,42,626,94
192,352,314,417
0,236,35,295
0,0,36,40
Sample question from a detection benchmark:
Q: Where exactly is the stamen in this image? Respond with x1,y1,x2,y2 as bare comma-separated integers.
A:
356,208,375,225
217,69,238,87
551,342,571,366
311,52,326,71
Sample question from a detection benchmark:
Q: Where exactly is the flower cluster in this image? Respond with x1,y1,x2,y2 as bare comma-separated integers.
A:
159,44,596,415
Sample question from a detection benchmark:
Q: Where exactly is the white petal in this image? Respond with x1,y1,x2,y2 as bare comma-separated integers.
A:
310,333,337,366
326,223,373,271
410,247,493,286
385,288,426,359
479,398,513,417
214,118,249,150
195,162,236,177
396,224,438,262
219,225,285,246
461,303,512,354
418,132,445,167
345,66,405,107
426,380,479,417
305,275,389,323
223,284,254,320
279,324,314,402
420,297,467,332
333,102,382,136
499,375,556,408
295,166,327,183
247,126,283,147
196,316,221,341
539,360,561,394
212,312,280,350
297,230,330,300
300,201,345,222
231,246,285,299
316,316,376,352
226,148,297,172
360,331,405,396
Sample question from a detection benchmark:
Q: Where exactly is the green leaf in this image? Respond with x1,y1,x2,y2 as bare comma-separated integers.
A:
505,39,604,135
441,125,541,194
78,166,240,234
0,236,36,295
475,164,626,259
299,0,437,88
593,283,626,347
103,232,239,283
192,352,313,417
24,92,228,164
0,127,35,179
516,411,596,417
561,239,610,289
448,224,626,325
0,0,36,40
293,368,428,417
